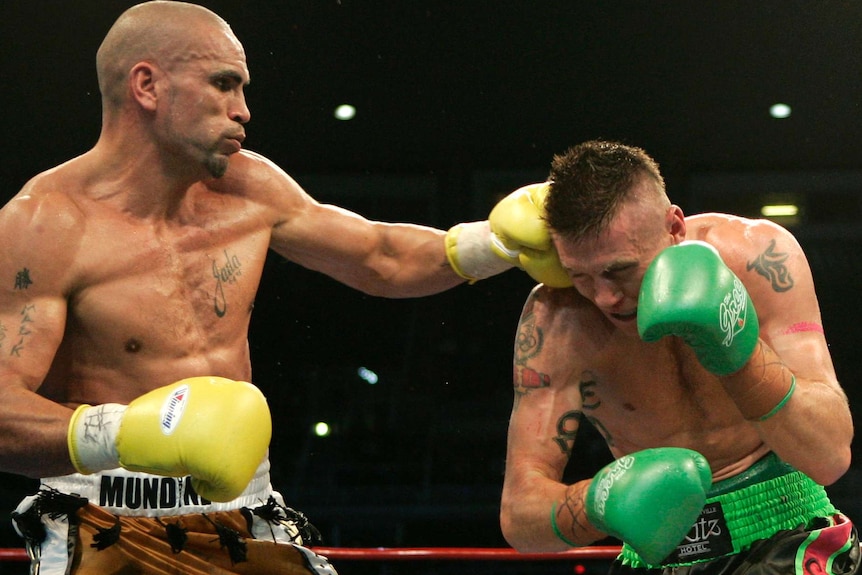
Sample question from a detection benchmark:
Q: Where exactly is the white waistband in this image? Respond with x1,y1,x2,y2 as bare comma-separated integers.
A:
40,457,274,517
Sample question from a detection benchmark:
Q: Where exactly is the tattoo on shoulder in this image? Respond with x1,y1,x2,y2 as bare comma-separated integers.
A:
746,239,794,293
553,410,582,456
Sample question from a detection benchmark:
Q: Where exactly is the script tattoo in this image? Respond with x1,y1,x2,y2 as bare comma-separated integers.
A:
579,374,614,447
212,250,243,317
746,239,794,293
10,304,35,357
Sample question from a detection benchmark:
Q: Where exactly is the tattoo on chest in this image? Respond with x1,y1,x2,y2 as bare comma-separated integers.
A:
212,250,243,318
746,239,794,293
577,374,615,448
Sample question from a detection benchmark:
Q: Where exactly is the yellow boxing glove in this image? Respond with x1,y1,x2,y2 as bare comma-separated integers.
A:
445,183,570,287
67,376,272,502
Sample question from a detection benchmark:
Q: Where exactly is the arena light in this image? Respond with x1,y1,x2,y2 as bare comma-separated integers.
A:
769,103,791,119
334,104,356,120
760,204,799,217
357,366,378,385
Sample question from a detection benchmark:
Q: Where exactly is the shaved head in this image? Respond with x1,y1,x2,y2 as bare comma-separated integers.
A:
96,1,239,107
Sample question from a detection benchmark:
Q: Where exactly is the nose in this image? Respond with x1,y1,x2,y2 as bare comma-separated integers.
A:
593,279,624,309
231,91,251,124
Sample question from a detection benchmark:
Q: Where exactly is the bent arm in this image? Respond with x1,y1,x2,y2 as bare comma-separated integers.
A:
500,287,605,551
0,192,80,478
716,222,852,484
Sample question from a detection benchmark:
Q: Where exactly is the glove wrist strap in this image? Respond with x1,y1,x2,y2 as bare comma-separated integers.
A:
445,221,514,283
67,403,126,474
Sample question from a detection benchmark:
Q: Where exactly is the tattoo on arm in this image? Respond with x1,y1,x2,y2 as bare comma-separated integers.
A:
553,410,582,456
10,304,35,357
559,484,592,540
14,268,33,290
746,239,794,293
513,311,551,407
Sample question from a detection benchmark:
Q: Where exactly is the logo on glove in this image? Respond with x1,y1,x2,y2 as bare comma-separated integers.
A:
160,385,189,436
719,278,748,348
592,455,635,515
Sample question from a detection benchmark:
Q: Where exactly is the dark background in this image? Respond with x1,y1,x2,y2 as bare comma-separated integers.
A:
1,1,862,573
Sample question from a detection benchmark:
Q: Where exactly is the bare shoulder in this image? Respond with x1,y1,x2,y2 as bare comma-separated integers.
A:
686,212,804,288
210,150,314,219
0,167,86,268
516,285,601,375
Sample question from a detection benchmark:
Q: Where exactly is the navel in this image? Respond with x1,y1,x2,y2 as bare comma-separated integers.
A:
124,338,142,353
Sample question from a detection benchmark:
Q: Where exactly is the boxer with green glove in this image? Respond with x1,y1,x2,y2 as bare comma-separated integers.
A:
445,182,571,287
67,376,272,502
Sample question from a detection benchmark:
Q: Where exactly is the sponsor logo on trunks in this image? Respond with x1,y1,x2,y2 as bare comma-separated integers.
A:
160,384,189,435
667,501,733,564
99,475,211,509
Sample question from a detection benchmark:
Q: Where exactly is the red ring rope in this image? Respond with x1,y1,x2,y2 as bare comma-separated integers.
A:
0,546,622,562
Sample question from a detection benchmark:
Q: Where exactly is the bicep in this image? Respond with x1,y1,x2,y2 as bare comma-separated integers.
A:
0,291,68,392
506,289,584,485
737,228,836,381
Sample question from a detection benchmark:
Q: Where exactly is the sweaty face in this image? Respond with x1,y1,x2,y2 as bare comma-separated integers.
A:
555,199,675,333
158,28,250,179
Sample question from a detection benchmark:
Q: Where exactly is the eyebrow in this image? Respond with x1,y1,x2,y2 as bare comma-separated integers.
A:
211,69,249,85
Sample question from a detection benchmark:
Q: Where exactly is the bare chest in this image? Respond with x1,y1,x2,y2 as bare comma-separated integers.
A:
572,335,744,453
62,212,271,372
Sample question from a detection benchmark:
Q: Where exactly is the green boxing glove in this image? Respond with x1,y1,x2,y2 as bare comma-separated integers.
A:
637,241,760,376
585,447,712,566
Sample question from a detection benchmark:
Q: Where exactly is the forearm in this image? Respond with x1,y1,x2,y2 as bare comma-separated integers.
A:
501,477,605,552
721,340,852,484
0,387,76,478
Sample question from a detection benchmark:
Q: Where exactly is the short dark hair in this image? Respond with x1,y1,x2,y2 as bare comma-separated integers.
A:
545,140,666,242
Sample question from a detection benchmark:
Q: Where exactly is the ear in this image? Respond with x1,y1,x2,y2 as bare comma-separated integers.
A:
129,62,160,112
667,204,686,243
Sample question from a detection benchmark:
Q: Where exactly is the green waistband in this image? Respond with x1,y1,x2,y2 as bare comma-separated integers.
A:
620,454,836,568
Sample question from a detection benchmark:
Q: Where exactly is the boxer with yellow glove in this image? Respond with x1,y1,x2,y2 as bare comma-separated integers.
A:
67,376,272,503
445,182,571,287
555,447,712,566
